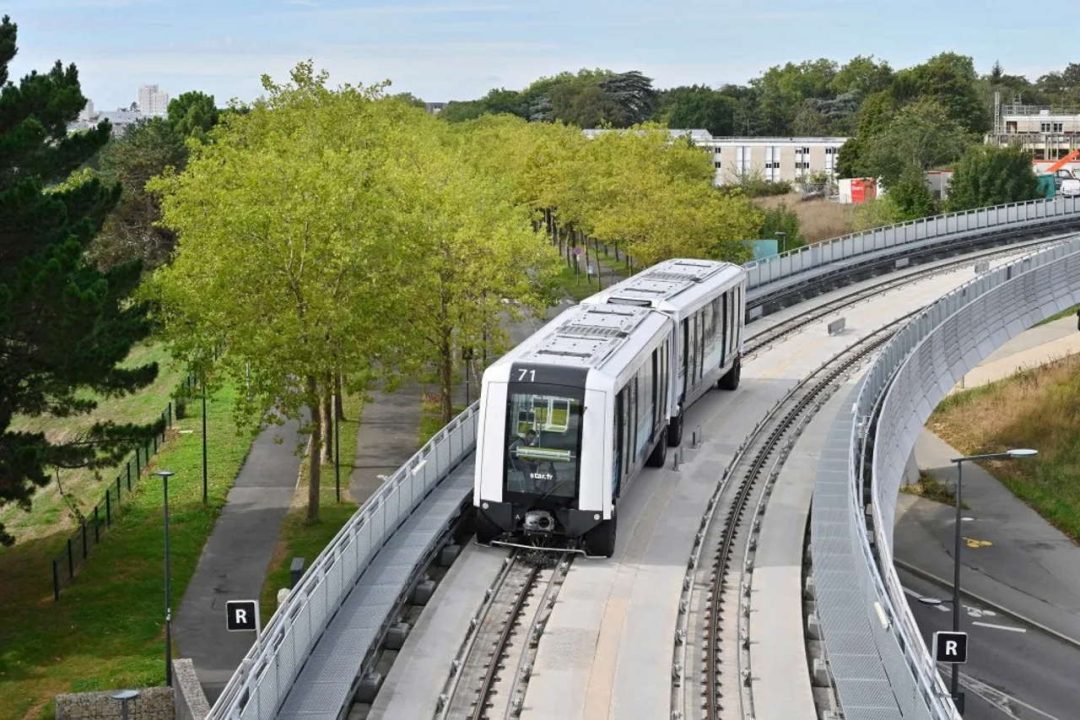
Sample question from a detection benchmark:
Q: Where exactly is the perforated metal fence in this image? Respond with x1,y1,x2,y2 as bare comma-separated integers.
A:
745,196,1080,297
208,403,479,720
814,237,1080,719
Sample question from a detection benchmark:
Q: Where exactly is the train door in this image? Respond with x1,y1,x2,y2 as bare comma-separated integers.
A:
720,293,728,367
681,318,690,400
696,311,705,382
613,392,624,498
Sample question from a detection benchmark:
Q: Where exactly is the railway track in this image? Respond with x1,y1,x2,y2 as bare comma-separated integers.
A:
437,551,571,720
742,233,1072,358
673,311,917,720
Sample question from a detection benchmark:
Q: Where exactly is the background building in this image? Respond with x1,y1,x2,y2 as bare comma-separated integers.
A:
705,136,845,185
988,95,1080,161
583,128,847,187
137,84,169,116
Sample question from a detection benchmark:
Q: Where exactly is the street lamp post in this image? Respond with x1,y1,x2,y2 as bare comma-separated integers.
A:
947,448,1037,714
201,374,208,505
154,469,176,686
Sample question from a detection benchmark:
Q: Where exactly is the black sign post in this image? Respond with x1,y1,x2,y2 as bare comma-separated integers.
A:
226,599,260,634
933,631,968,663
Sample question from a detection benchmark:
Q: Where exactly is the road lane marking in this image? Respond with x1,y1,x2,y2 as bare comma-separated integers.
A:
972,620,1026,633
957,669,1059,720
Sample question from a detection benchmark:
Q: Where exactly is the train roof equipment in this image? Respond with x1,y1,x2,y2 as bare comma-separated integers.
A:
582,258,744,317
488,303,670,377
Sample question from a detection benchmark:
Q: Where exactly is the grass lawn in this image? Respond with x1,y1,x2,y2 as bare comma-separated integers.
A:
260,394,364,622
0,380,256,720
1,342,189,544
929,354,1080,541
418,394,466,446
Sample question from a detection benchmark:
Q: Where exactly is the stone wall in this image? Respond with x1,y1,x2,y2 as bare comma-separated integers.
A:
55,687,174,720
172,659,210,720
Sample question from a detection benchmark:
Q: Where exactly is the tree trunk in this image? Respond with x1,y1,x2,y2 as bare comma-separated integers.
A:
334,372,345,420
322,380,334,464
307,375,321,523
440,328,454,424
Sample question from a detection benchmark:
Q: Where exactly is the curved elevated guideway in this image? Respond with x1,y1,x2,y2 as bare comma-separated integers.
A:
205,196,1080,720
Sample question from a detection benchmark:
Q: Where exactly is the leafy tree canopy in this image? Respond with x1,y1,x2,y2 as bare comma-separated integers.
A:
167,90,218,140
947,145,1041,211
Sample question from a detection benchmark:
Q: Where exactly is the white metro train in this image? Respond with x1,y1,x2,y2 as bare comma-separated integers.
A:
473,259,747,557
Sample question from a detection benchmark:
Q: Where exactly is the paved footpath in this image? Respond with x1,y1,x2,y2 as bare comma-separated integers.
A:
894,314,1080,643
350,384,424,506
174,415,304,702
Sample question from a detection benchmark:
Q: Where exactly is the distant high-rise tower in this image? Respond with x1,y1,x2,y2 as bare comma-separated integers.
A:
137,85,170,116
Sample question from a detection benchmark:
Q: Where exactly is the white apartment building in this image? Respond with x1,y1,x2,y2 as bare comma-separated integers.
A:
706,136,846,185
138,84,170,116
583,128,847,186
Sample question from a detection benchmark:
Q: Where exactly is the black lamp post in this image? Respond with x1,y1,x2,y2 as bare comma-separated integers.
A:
201,375,208,504
775,230,787,255
154,469,176,686
946,448,1036,714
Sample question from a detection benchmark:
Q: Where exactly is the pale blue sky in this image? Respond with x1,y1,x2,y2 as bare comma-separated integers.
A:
4,0,1077,111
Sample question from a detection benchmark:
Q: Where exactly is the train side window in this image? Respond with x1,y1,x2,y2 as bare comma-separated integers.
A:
703,302,714,356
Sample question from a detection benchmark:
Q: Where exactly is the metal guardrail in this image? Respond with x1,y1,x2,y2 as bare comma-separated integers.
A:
208,403,480,720
744,196,1080,295
818,237,1080,719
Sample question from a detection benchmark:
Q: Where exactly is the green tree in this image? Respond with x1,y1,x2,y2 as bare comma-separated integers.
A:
887,165,938,219
831,55,893,97
90,118,186,269
892,53,989,133
947,145,1041,211
0,15,158,544
861,98,970,186
658,85,736,135
390,127,559,422
759,204,803,250
751,58,838,134
150,64,406,522
167,90,219,140
599,70,656,126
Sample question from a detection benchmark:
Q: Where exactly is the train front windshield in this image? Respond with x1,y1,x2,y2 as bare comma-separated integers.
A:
504,389,582,500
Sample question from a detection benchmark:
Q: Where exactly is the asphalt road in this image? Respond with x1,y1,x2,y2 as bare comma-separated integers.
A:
899,568,1078,720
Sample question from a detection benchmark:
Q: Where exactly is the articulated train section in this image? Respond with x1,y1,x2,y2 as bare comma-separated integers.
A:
208,197,1080,720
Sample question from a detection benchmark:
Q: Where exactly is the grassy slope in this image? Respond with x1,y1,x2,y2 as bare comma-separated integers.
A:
1,343,188,543
0,381,256,720
929,354,1080,541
